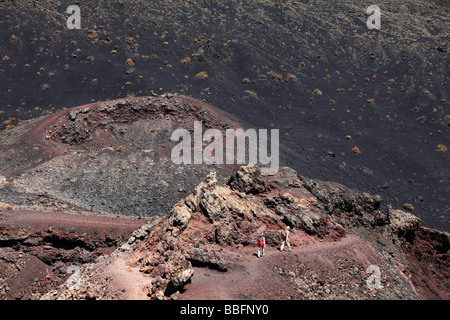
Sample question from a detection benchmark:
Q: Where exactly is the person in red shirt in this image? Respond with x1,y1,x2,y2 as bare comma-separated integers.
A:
255,232,266,258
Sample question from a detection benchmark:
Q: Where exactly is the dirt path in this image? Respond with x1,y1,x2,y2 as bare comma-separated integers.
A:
179,234,375,300
0,204,147,239
0,204,151,300
83,250,151,300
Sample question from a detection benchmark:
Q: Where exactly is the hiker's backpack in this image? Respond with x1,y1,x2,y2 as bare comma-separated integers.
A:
255,236,264,248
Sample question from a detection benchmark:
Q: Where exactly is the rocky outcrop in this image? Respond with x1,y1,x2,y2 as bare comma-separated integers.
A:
16,164,448,300
301,176,383,229
227,164,267,195
389,208,421,235
121,164,448,300
125,165,347,299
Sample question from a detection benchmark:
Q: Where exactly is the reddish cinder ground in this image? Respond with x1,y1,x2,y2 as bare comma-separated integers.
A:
0,203,148,300
178,233,396,300
0,205,147,239
44,232,388,300
79,232,409,300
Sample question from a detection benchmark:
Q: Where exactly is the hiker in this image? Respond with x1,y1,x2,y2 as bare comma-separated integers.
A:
280,226,291,252
255,232,265,258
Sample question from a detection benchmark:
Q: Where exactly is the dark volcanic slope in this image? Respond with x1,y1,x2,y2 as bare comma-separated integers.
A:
0,95,242,217
0,0,449,230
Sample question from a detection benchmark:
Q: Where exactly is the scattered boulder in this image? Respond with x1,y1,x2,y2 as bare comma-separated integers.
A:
227,164,266,194
389,208,421,235
300,176,382,229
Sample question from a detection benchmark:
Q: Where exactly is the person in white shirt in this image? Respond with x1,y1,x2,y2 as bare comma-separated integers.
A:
280,226,291,252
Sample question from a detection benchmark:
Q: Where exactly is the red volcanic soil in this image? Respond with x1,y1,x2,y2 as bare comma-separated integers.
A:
0,205,146,241
0,202,149,300
179,234,392,300
61,233,391,300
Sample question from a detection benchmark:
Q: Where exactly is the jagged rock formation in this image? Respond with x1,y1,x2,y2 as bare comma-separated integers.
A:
42,164,449,300
127,165,347,299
